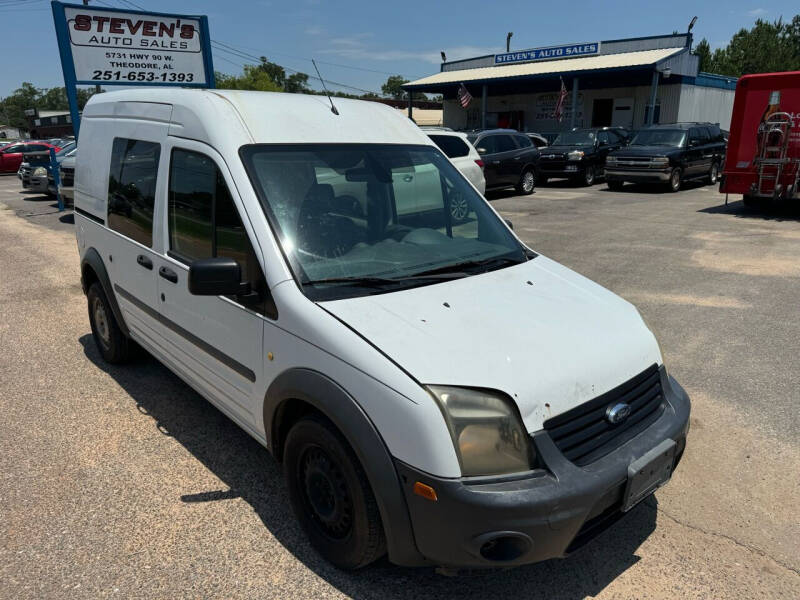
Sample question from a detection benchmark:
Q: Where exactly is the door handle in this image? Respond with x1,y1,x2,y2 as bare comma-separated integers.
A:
136,254,153,270
158,266,178,284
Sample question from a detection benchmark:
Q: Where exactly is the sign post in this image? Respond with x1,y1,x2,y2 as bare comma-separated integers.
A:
50,1,215,139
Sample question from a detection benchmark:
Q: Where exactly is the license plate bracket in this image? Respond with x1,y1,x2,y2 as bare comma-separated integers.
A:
622,439,676,512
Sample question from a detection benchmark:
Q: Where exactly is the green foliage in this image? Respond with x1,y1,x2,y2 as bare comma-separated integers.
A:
381,75,409,100
216,57,309,93
695,15,800,76
0,83,100,131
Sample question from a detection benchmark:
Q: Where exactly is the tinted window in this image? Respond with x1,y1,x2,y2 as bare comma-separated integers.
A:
476,135,497,154
108,138,160,247
428,134,470,158
698,128,711,143
495,135,517,153
27,144,48,152
2,145,24,153
515,134,533,148
607,130,623,144
168,148,269,313
530,136,548,148
597,131,610,145
707,125,722,142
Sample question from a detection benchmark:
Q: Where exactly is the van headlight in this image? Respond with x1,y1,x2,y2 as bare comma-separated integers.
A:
650,157,670,168
426,385,533,477
567,150,585,161
33,167,47,177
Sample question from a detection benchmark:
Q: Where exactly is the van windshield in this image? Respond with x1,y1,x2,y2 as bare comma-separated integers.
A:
240,144,529,300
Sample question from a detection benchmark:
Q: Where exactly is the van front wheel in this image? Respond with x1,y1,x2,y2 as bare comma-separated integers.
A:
284,414,386,569
87,282,131,364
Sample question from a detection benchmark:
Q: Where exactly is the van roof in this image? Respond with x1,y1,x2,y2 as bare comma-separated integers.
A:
82,88,432,148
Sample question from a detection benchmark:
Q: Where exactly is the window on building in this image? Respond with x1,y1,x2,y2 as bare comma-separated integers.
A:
168,148,271,316
428,134,470,158
644,104,661,125
107,138,160,247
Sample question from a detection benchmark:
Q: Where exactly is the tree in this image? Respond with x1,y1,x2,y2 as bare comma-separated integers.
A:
285,72,309,94
381,75,409,100
693,38,712,73
215,65,282,92
696,16,800,77
0,83,100,130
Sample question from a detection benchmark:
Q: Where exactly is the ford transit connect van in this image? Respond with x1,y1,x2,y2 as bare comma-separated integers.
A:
75,89,690,571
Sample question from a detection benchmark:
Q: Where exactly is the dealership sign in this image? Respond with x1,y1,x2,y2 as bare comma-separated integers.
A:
51,2,214,135
495,42,600,65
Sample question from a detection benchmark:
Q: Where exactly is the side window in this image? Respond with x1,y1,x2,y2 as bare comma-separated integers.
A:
515,134,533,148
168,148,270,314
597,131,610,145
607,130,622,144
477,135,497,155
708,125,722,142
698,127,711,144
688,128,701,146
28,144,48,152
108,138,160,247
428,135,470,158
495,135,517,153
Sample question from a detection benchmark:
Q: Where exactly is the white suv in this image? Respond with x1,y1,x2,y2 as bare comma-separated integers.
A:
74,89,690,571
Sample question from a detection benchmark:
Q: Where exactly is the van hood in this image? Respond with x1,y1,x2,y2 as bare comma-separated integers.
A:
320,256,662,432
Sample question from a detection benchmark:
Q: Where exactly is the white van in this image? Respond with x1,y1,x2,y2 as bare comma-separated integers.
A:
74,89,690,570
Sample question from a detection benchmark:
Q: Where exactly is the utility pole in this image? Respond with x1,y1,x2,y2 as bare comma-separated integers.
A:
83,0,101,95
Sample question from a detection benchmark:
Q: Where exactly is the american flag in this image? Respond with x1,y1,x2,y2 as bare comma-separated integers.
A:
457,83,473,108
553,77,568,122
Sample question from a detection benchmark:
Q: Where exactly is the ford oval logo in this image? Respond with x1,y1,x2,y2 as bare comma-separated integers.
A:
606,402,632,424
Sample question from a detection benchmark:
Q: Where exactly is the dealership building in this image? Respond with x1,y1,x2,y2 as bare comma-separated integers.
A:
403,32,737,134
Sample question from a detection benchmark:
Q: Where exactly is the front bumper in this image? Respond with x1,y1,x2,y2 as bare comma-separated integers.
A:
606,168,671,183
540,163,584,178
395,369,690,568
27,176,49,192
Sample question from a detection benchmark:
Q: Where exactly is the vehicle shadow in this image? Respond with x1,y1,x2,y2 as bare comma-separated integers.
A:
596,180,709,194
79,334,659,599
699,198,800,222
484,188,535,200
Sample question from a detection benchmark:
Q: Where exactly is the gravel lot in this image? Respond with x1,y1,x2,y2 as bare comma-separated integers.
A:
1,174,799,599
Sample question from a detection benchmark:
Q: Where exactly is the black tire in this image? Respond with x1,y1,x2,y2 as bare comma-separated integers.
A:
582,165,596,186
708,161,720,185
667,167,682,193
515,168,536,195
87,282,132,364
284,414,386,570
607,180,625,191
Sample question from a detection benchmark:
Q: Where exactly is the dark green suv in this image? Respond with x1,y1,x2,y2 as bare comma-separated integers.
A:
605,123,727,192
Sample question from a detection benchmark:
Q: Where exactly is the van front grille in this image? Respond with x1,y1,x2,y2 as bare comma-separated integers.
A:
543,365,665,466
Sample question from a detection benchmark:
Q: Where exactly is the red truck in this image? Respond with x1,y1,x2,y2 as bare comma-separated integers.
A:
720,71,800,206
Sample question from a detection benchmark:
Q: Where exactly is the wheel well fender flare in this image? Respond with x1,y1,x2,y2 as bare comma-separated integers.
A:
81,247,130,337
264,368,425,566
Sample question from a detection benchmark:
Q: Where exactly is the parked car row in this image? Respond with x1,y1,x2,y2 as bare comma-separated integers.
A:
424,122,725,195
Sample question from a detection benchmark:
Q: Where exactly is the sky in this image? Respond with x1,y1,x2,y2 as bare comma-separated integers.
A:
1,0,798,98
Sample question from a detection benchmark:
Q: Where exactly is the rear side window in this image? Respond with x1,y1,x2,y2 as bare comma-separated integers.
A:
108,138,160,247
476,135,497,154
707,125,722,142
168,148,270,314
495,135,517,152
515,134,533,148
428,134,470,158
27,144,48,152
698,128,711,143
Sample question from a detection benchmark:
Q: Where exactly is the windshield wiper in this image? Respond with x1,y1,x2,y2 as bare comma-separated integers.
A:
412,255,526,277
302,273,464,287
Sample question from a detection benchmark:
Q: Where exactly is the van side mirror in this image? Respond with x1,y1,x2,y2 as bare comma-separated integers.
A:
189,257,249,297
